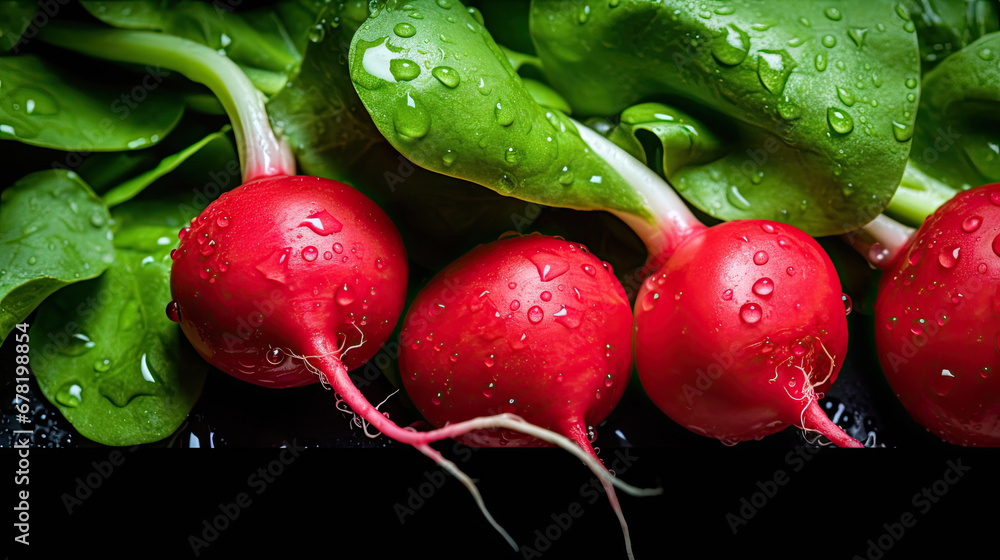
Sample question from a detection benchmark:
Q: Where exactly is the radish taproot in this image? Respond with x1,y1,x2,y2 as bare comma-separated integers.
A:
865,183,1000,446
398,233,642,555
40,23,658,549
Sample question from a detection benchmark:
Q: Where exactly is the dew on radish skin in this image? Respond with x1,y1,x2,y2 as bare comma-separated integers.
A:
527,305,544,323
165,300,182,323
753,250,769,265
842,294,853,315
752,278,774,297
739,303,763,324
302,246,319,261
961,215,983,233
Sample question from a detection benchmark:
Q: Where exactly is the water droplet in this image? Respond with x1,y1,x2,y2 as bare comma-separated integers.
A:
200,240,216,257
824,7,842,20
27,256,37,265
927,368,957,397
55,382,83,407
911,318,926,336
577,4,590,23
891,120,913,142
504,146,519,164
753,251,769,265
553,305,581,329
394,92,431,139
712,24,750,66
432,66,461,88
527,305,544,324
786,266,795,276
165,301,182,323
885,316,897,331
581,264,597,276
539,291,552,302
509,299,520,312
641,291,659,311
483,382,495,399
962,215,983,233
336,284,357,306
842,293,853,315
431,393,443,406
814,53,827,71
393,22,416,37
938,246,960,269
494,99,516,126
497,172,516,193
752,278,774,297
477,77,492,95
727,185,752,210
93,359,111,373
722,289,733,301
527,252,569,281
299,210,343,236
979,48,994,61
558,166,574,186
827,107,854,134
256,248,291,284
216,215,230,228
977,263,988,274
302,246,318,262
905,77,917,89
848,28,868,47
836,86,856,106
756,49,796,95
740,303,763,324
822,34,837,48
389,58,421,82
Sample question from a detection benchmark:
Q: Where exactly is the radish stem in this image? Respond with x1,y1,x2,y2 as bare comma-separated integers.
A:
39,23,295,182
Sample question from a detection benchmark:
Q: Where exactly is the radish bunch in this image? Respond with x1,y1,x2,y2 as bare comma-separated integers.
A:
871,183,1000,446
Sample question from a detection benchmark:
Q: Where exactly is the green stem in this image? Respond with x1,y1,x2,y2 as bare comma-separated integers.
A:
40,23,295,182
884,161,958,226
573,118,707,270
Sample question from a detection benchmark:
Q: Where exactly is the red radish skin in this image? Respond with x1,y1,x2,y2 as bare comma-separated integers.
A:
168,175,408,388
398,233,640,556
634,220,861,447
873,183,1000,446
399,234,632,449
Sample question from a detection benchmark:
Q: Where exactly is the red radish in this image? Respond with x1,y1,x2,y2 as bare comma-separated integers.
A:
398,233,642,557
870,183,1000,446
399,234,632,449
633,221,857,446
570,123,863,448
168,174,408,389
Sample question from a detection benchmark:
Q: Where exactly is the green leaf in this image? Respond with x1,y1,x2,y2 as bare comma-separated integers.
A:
28,217,208,446
1,170,114,342
0,55,184,152
902,0,999,72
348,0,650,219
266,1,383,182
530,0,923,236
908,32,1000,190
80,0,329,94
0,0,37,53
102,126,232,207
